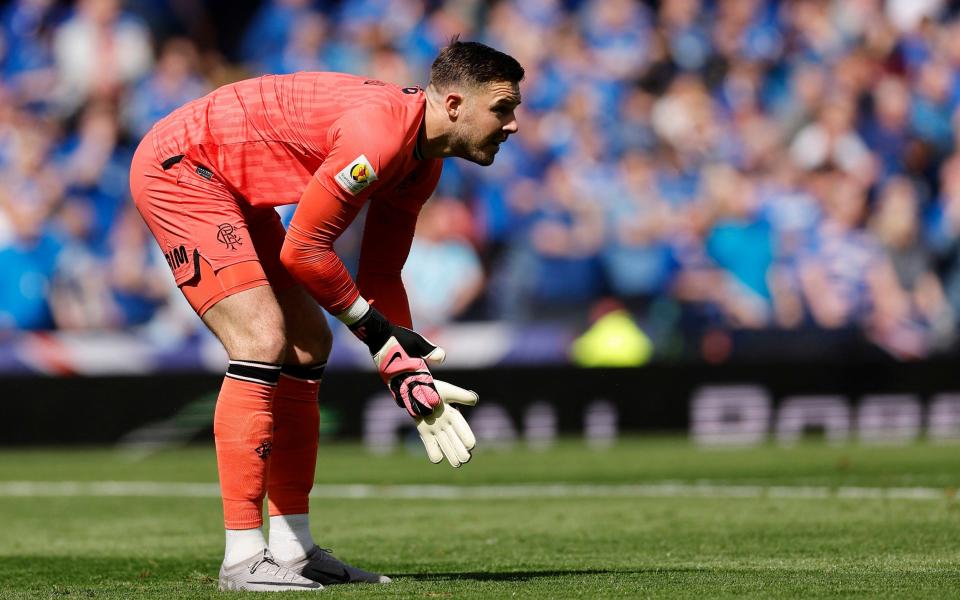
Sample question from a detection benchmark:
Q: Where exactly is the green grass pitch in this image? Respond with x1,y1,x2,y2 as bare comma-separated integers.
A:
0,438,958,598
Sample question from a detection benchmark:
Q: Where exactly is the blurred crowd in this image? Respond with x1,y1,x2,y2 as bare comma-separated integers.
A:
5,0,960,362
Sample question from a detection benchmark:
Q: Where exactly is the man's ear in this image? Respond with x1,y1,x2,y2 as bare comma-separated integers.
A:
444,92,463,119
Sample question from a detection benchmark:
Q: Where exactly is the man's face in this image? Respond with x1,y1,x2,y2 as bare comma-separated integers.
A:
453,80,521,166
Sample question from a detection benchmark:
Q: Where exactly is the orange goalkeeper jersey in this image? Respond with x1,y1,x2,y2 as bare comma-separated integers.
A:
145,72,443,326
150,71,441,212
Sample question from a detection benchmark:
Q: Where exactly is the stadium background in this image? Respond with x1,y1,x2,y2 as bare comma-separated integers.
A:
2,2,960,598
2,0,960,448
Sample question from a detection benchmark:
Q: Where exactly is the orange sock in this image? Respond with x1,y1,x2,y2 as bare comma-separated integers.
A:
214,361,281,529
267,364,324,517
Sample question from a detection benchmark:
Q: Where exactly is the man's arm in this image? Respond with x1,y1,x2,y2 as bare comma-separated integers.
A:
280,126,473,465
280,108,399,314
357,158,444,327
281,177,430,326
281,181,446,419
279,176,363,315
356,199,418,328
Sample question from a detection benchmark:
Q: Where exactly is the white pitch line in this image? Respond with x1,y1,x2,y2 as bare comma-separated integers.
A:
0,481,953,501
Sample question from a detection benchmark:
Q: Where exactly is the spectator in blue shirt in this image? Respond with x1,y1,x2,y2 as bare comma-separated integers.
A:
125,37,208,140
53,102,131,247
0,202,63,330
403,198,485,327
601,151,677,304
0,0,59,108
910,59,956,158
861,76,914,178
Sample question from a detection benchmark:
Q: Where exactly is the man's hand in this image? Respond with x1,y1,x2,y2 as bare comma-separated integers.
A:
341,302,478,466
348,306,446,417
417,380,479,468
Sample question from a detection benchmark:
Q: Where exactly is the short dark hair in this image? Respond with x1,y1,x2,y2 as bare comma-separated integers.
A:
429,37,525,90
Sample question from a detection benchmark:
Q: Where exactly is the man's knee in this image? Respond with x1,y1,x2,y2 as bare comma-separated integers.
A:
301,323,333,359
203,286,289,362
276,285,333,365
234,328,288,363
227,304,287,361
285,321,331,366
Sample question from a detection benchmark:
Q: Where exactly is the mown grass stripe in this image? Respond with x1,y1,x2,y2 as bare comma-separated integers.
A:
0,481,952,501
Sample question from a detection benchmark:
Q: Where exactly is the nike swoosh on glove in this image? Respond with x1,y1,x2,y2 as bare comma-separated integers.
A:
373,339,440,417
349,306,446,417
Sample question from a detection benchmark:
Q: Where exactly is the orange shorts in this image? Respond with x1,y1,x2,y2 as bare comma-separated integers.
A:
129,130,297,316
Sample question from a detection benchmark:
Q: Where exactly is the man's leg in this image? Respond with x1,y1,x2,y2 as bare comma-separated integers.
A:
265,285,389,584
197,275,322,591
234,208,333,560
266,284,330,560
200,280,287,566
131,144,321,590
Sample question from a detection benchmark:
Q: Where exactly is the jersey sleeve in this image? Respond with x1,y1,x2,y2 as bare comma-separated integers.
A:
374,157,443,214
356,159,443,328
280,176,363,315
356,201,417,327
281,107,413,315
284,103,440,324
313,109,404,208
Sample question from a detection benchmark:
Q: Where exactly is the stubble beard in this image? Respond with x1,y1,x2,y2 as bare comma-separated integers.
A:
455,137,496,166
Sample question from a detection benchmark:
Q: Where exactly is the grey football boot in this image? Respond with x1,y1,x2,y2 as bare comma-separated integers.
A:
280,545,392,585
218,548,324,592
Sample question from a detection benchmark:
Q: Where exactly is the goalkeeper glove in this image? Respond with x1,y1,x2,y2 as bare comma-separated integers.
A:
345,303,446,417
417,380,479,468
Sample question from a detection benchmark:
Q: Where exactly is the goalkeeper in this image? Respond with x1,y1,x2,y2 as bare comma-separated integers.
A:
128,39,523,592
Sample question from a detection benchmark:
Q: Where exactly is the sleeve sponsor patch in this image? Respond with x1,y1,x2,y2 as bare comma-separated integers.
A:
334,154,378,196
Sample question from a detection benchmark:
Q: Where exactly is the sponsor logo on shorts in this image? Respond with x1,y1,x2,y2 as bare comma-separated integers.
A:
164,245,190,271
217,223,242,250
195,165,214,180
334,154,377,196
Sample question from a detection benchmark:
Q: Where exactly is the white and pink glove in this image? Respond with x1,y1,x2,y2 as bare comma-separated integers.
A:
417,381,478,468
347,304,446,417
341,300,478,467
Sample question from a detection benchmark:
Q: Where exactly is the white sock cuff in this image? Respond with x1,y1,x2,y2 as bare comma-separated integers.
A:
268,514,315,562
269,513,310,533
224,527,267,567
